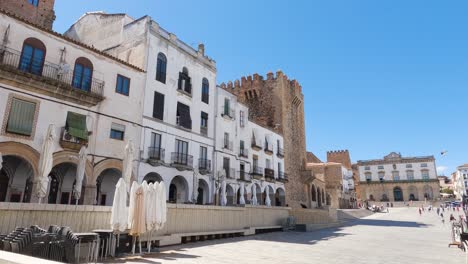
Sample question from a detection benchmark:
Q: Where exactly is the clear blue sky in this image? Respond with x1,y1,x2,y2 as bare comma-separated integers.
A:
54,0,468,176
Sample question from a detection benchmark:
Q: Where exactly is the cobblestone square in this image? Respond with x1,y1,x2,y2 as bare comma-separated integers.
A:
120,208,465,264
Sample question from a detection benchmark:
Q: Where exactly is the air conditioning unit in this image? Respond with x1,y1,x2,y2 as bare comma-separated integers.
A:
62,130,80,144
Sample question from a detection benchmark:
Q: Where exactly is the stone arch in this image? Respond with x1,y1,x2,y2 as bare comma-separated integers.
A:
226,184,235,205
52,151,93,182
275,186,286,206
169,175,189,203
96,168,121,206
0,142,40,176
408,185,418,201
423,185,433,200
197,178,210,205
143,172,163,184
393,186,403,201
0,155,35,202
311,184,316,202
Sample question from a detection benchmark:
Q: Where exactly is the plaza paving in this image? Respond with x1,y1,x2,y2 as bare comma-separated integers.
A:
115,208,466,264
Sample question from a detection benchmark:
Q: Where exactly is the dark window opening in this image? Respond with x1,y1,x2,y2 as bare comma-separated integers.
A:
156,53,167,83
153,91,165,120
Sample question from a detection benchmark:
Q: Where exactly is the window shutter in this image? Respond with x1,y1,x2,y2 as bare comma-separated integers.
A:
177,103,192,129
185,77,192,94
178,72,182,90
6,98,36,136
153,92,165,120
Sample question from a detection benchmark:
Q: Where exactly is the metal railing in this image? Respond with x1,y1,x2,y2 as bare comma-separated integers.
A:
221,108,235,119
171,152,193,167
251,166,263,176
265,168,275,179
251,139,262,149
222,168,236,179
198,159,211,172
0,48,104,97
278,172,288,181
200,126,208,136
239,148,249,158
148,147,165,161
277,147,284,157
264,142,273,153
223,140,233,151
238,171,251,182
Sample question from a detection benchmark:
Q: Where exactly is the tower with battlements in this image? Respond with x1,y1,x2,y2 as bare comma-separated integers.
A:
0,0,56,30
220,70,308,208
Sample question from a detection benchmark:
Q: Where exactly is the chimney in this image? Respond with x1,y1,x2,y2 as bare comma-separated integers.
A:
198,43,205,56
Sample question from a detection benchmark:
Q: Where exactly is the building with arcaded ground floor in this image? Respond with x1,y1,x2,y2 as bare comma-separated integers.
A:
357,152,440,203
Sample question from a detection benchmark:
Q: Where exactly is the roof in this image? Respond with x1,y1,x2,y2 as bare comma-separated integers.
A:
458,164,468,169
0,9,144,72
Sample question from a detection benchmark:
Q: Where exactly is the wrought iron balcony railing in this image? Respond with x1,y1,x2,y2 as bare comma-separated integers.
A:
265,168,275,180
251,166,263,176
277,147,284,157
238,170,251,182
198,159,211,172
0,48,105,98
171,152,193,167
148,147,165,161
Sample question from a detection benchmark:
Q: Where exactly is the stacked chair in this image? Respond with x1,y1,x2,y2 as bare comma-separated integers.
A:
0,225,91,263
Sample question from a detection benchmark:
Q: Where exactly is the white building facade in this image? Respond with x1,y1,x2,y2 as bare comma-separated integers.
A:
357,152,440,202
214,87,286,206
0,11,146,205
453,164,468,200
65,13,217,204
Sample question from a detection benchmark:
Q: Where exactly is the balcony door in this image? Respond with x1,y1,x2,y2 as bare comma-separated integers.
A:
72,57,93,91
175,139,189,164
19,38,46,75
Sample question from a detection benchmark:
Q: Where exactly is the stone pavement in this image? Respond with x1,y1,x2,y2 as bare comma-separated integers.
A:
112,208,466,264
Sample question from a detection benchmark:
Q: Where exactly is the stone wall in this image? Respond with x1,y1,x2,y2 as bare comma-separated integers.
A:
327,150,352,169
359,180,440,202
0,0,55,29
221,71,308,208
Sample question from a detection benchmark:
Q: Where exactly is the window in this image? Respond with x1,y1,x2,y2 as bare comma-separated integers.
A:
156,53,167,83
223,98,230,116
365,172,372,181
378,165,384,170
178,67,191,94
110,123,125,140
201,78,209,104
19,38,46,75
421,170,430,180
199,146,208,170
153,91,165,120
266,159,271,169
407,170,414,181
200,146,208,160
116,74,130,96
406,164,412,168
149,132,162,160
421,163,428,168
239,110,245,127
72,57,93,91
378,171,385,181
364,166,370,170
176,102,192,129
6,98,36,136
224,132,230,149
278,162,282,174
175,139,188,155
174,139,189,165
200,112,208,135
392,171,400,181
150,133,161,148
28,0,39,6
223,157,230,177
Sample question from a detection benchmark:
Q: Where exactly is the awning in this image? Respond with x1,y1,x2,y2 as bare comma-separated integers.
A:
66,112,88,140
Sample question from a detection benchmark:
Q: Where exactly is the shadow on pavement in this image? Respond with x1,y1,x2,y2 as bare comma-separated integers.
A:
345,218,431,228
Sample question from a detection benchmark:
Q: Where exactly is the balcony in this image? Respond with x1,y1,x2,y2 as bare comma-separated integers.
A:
198,159,211,174
200,126,208,136
0,48,104,106
265,168,275,182
278,172,289,183
251,139,262,151
238,171,251,182
264,143,273,155
220,168,236,179
223,140,233,151
239,148,249,158
148,147,165,165
59,127,87,151
221,108,235,120
171,152,193,169
251,166,263,179
277,147,284,158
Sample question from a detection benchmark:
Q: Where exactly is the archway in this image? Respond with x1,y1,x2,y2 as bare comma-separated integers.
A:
275,187,286,206
369,194,375,201
262,185,274,206
326,193,331,205
423,185,433,200
143,172,162,184
393,187,403,202
169,176,188,203
226,184,235,206
48,162,86,205
311,184,316,202
0,155,35,202
197,179,209,205
317,188,322,207
408,185,418,201
96,168,121,206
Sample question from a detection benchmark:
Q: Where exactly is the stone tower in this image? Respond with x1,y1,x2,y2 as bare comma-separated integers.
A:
0,0,56,30
220,71,308,208
327,150,352,169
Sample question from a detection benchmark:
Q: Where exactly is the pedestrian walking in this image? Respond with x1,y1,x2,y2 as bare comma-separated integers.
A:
437,208,440,215
419,208,422,216
441,213,445,225
450,214,456,222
